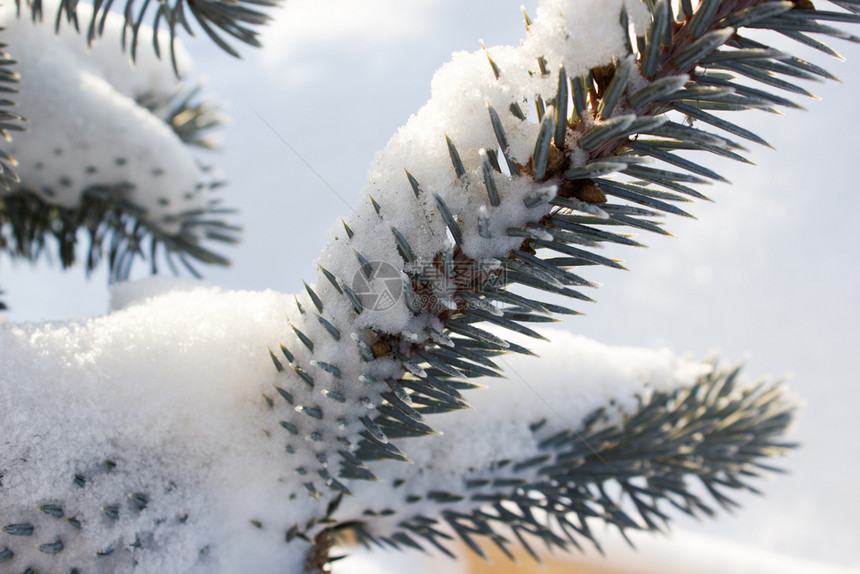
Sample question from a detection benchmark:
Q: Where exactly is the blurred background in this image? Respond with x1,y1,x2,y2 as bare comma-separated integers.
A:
2,0,858,569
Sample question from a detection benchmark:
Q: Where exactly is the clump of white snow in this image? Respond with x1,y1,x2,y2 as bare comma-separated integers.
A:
0,0,208,235
0,2,748,572
333,329,711,535
525,0,650,79
0,283,321,572
0,281,713,572
316,0,650,338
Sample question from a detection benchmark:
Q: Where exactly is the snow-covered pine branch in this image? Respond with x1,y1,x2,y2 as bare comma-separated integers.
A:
1,0,858,572
0,2,237,281
331,344,794,563
0,284,794,572
258,0,854,553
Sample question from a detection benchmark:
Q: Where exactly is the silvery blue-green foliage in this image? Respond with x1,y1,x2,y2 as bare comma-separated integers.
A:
258,0,858,564
350,364,796,562
16,0,280,69
271,0,852,492
0,0,857,572
0,0,283,294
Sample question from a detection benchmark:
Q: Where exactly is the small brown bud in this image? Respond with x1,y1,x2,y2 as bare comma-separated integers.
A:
371,340,390,358
558,180,607,203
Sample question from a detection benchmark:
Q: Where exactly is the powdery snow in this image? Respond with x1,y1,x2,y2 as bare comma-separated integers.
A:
314,0,650,335
331,329,711,537
0,1,742,572
1,278,709,572
0,1,207,235
1,282,311,571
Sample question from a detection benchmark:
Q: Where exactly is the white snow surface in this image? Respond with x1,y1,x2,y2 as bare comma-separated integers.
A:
0,1,206,234
1,279,708,572
0,282,311,572
332,330,710,536
314,0,650,336
0,2,740,572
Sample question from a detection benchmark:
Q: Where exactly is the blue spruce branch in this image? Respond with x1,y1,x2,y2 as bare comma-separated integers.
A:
271,0,853,494
0,0,856,572
343,363,796,561
0,6,239,285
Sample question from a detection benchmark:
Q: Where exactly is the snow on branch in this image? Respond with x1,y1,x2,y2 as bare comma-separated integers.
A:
0,282,791,572
329,335,795,561
0,2,236,279
2,0,858,572
266,0,853,533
